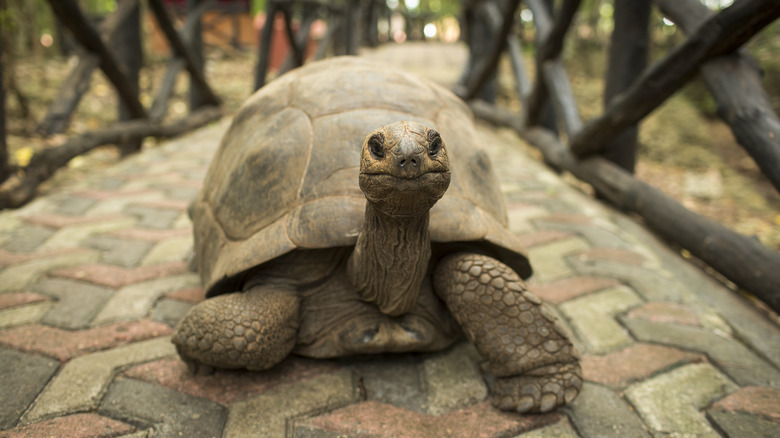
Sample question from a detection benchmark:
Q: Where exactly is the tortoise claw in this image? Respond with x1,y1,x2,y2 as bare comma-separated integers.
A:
492,362,582,414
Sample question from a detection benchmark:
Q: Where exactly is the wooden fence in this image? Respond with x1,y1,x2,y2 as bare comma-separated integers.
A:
461,0,780,312
0,0,224,208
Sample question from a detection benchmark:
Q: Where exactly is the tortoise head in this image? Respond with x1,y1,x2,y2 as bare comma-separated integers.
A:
359,121,451,217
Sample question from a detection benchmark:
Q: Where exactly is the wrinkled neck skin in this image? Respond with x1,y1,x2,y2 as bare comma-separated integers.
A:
347,202,431,317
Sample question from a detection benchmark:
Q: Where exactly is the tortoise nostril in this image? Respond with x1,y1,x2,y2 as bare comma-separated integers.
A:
399,157,418,168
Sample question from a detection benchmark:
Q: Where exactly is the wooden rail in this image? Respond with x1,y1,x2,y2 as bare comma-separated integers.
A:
461,0,780,312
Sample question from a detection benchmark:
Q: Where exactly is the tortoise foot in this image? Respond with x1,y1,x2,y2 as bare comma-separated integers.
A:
493,362,582,413
179,353,215,376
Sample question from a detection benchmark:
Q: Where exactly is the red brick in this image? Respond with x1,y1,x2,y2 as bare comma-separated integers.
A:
711,386,780,421
21,213,129,229
123,356,342,405
0,248,74,267
2,413,134,438
516,230,572,248
574,247,645,266
109,227,191,242
626,302,700,326
0,292,49,310
302,401,558,438
582,343,701,388
0,320,171,362
54,261,189,288
528,276,619,304
167,287,204,303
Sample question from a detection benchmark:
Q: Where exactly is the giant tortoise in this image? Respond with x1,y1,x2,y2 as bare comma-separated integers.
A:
173,57,582,413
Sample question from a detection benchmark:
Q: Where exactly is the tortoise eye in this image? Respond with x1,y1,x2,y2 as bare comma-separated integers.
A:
427,131,442,157
368,133,385,159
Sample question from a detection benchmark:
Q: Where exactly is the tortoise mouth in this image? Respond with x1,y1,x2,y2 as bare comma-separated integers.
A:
359,171,451,217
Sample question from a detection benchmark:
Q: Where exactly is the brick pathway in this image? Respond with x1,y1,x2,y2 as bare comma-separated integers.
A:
1,44,779,437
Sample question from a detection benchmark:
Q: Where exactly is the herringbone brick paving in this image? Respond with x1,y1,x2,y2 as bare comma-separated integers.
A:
1,44,779,437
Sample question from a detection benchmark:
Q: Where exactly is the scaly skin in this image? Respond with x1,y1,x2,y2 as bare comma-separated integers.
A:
433,252,582,413
172,287,299,373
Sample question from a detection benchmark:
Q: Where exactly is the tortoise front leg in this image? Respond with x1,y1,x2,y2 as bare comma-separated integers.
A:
433,252,582,413
172,286,300,373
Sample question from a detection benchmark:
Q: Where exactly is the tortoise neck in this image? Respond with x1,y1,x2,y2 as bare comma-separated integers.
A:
347,202,431,317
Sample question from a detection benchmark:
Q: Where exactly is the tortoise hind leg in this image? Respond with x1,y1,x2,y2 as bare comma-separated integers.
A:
433,252,582,413
172,286,299,373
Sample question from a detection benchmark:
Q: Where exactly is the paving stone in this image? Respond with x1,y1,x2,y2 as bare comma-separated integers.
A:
109,227,191,242
559,286,643,354
0,292,48,310
706,410,780,438
422,342,487,415
21,337,176,423
710,386,780,421
1,225,54,252
52,195,97,216
0,348,59,429
625,363,738,437
528,276,619,304
506,204,550,234
99,377,226,437
124,205,181,229
38,217,137,251
54,261,189,289
515,229,572,249
139,236,192,266
135,199,189,211
533,216,634,250
81,191,166,216
165,286,204,303
563,382,650,438
581,343,701,388
0,249,99,292
566,256,698,303
2,413,134,438
350,354,427,413
573,247,646,266
0,302,55,329
514,416,579,438
622,317,780,389
92,274,199,325
526,237,590,282
21,213,129,230
627,301,732,336
224,369,357,438
123,356,342,406
33,278,113,329
297,400,559,438
151,298,194,326
0,248,73,267
0,321,171,362
83,235,153,268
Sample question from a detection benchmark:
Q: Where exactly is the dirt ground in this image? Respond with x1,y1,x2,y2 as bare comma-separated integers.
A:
4,42,779,252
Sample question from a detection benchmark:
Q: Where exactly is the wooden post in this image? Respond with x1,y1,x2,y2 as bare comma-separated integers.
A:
254,0,278,90
344,0,357,55
148,0,221,107
602,0,650,173
280,4,304,67
186,0,207,112
45,0,147,119
656,0,780,193
115,0,144,156
569,0,780,157
0,30,8,184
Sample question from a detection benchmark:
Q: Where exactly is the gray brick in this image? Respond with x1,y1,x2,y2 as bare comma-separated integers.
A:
84,235,152,268
1,225,55,252
152,298,194,326
33,278,113,329
706,410,780,438
99,378,226,438
124,206,180,229
515,417,580,438
626,363,737,437
0,348,59,429
422,342,487,415
564,383,649,438
54,196,97,216
534,218,634,250
350,354,426,413
622,317,780,389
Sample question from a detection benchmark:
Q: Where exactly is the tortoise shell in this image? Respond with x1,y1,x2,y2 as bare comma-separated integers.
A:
190,57,532,297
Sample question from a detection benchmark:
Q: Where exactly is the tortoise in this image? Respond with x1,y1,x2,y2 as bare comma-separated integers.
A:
173,57,582,413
